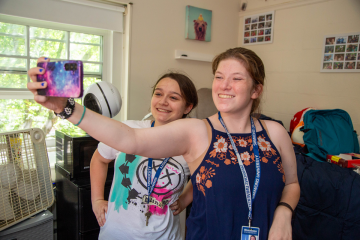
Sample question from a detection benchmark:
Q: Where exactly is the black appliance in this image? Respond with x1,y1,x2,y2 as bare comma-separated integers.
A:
55,164,113,240
55,129,114,240
55,129,114,180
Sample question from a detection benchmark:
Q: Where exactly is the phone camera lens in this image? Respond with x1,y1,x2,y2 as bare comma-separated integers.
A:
73,64,77,70
65,64,69,71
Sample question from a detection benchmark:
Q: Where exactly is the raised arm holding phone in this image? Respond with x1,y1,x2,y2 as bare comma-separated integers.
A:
28,47,300,240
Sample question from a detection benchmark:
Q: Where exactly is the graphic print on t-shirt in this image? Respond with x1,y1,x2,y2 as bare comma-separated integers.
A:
110,152,185,216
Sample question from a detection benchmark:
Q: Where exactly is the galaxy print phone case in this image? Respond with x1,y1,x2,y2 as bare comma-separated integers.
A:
37,60,83,98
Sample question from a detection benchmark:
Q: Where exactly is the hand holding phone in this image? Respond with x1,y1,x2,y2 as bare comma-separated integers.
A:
37,60,83,98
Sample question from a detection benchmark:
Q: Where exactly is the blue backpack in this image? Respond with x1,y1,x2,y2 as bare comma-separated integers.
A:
301,109,359,162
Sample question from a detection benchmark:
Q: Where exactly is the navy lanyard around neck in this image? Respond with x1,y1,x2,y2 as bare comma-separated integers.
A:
146,121,170,204
217,112,261,224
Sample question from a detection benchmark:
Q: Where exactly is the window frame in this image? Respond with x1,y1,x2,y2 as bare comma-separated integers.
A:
0,14,119,168
0,13,113,100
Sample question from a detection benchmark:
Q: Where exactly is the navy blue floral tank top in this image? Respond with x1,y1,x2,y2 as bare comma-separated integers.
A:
186,118,285,240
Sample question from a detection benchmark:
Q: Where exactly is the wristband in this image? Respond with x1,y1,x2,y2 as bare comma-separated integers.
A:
74,105,86,126
278,202,294,217
54,98,75,119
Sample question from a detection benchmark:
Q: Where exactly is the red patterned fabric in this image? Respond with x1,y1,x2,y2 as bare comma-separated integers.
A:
290,108,312,134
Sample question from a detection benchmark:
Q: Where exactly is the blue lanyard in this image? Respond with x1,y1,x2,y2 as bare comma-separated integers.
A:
218,112,261,225
147,121,170,204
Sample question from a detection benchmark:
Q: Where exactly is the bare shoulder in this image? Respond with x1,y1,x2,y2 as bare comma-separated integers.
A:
170,118,207,135
174,118,210,160
166,118,209,146
263,120,289,139
262,120,291,153
180,118,208,140
175,117,207,126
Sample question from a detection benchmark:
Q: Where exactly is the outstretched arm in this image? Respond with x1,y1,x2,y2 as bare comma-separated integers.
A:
27,58,202,160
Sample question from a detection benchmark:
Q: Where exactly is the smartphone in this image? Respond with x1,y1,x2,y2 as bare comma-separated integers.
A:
37,60,83,98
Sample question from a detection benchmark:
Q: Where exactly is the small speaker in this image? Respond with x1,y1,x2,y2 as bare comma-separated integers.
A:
82,82,122,119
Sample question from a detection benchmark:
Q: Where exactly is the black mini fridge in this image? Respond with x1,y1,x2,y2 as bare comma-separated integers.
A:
55,163,113,240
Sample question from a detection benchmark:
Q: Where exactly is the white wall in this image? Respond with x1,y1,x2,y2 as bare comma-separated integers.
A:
126,0,240,120
0,0,240,121
238,0,360,133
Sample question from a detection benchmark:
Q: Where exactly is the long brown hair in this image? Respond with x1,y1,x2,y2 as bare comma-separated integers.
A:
212,47,265,114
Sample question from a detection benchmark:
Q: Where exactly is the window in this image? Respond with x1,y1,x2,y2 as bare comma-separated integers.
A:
0,1,127,178
0,21,103,137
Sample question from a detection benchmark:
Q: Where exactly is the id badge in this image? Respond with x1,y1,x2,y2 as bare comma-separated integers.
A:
240,226,260,240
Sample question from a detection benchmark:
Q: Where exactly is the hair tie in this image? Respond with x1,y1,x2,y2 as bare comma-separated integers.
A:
278,202,294,218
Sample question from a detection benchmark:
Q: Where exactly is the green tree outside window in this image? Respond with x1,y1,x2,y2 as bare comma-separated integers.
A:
0,22,102,136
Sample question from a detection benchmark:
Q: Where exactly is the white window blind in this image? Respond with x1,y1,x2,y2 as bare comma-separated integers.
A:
0,0,125,32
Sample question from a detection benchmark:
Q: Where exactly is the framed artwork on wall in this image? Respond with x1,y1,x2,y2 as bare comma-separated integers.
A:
185,5,212,42
243,11,274,45
321,32,360,72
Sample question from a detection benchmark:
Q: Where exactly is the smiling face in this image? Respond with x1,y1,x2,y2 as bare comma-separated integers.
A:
212,58,262,116
151,77,193,126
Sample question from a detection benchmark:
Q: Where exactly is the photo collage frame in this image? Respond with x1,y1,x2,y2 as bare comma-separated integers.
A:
243,11,274,45
321,32,360,72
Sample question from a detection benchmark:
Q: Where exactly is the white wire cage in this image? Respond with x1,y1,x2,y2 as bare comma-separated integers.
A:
0,128,54,231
